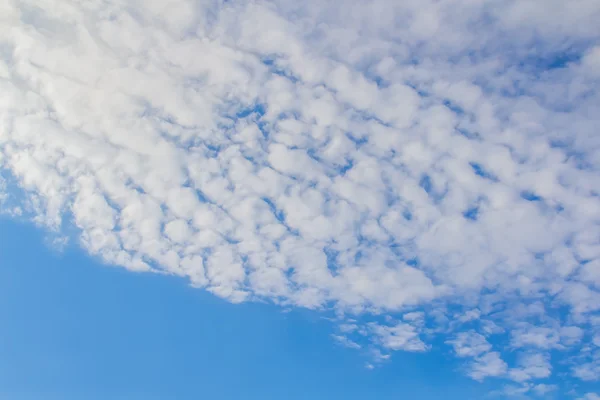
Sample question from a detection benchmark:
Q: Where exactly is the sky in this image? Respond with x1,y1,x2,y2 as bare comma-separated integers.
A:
0,0,599,399
0,218,498,400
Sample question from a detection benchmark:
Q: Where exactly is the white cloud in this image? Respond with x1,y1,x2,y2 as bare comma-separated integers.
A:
447,331,492,358
580,394,600,400
469,352,508,381
510,326,561,350
573,356,600,382
1,0,599,396
532,383,557,396
508,353,552,382
331,334,361,350
370,322,427,352
447,332,512,382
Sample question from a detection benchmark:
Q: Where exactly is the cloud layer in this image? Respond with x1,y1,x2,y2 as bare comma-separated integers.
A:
1,0,599,396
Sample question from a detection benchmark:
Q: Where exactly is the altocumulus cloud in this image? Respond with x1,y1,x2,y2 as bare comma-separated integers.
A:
1,0,600,396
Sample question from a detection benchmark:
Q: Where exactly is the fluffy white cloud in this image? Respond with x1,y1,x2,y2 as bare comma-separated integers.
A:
447,331,492,358
1,0,599,396
370,322,428,352
508,353,552,382
468,352,508,382
573,354,600,382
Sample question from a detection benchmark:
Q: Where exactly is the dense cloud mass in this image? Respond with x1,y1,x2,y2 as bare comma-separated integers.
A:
1,0,599,396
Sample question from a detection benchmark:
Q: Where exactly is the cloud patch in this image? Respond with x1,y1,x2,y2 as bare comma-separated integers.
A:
0,0,599,396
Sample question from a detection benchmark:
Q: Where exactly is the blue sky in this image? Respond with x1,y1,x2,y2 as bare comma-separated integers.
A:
1,0,600,399
0,218,496,400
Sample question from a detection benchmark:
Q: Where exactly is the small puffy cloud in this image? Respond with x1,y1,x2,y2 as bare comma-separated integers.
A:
511,326,560,350
370,322,428,352
458,309,481,323
532,384,557,396
447,331,492,358
509,353,552,382
447,332,508,381
469,352,508,381
573,358,600,382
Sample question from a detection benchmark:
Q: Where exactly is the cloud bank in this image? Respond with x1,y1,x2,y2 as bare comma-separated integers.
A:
1,0,599,396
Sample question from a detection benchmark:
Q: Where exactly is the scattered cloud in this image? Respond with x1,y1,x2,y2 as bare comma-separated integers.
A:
331,334,361,350
469,352,508,382
447,331,492,358
508,353,552,383
0,0,599,396
580,394,600,400
370,322,428,352
532,383,557,396
573,356,600,382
